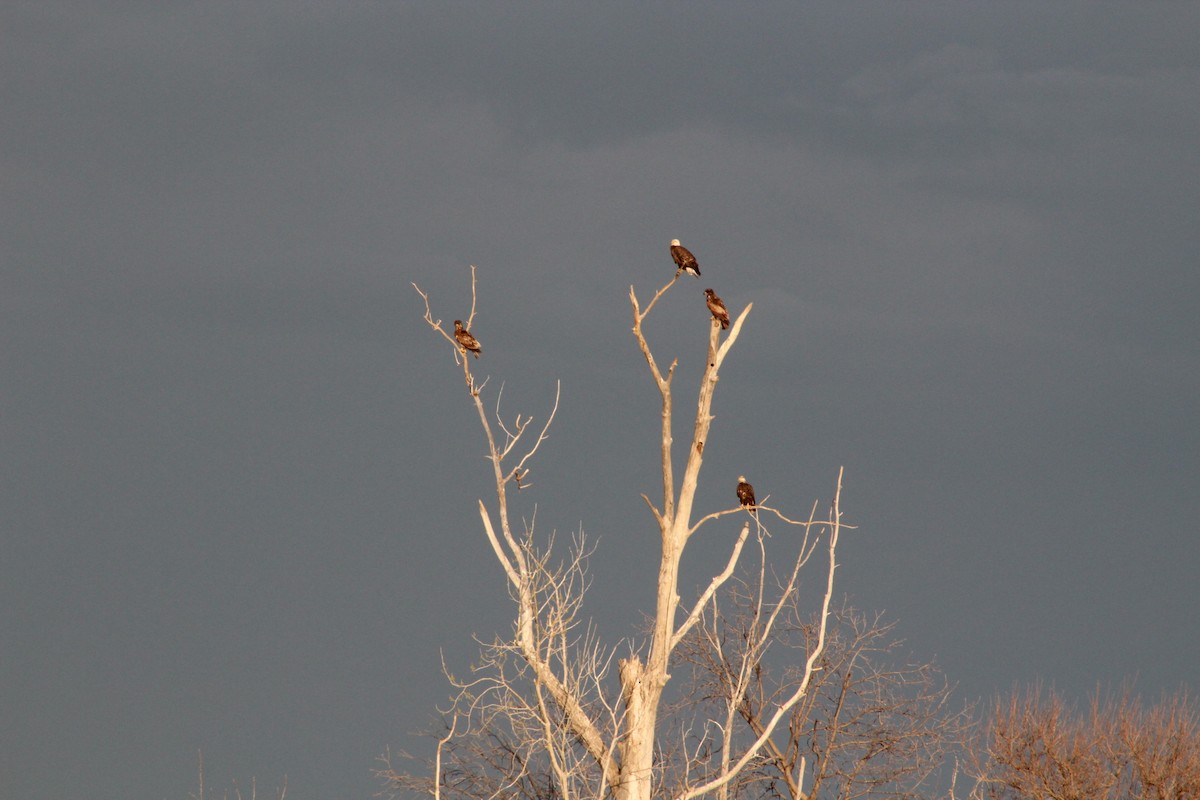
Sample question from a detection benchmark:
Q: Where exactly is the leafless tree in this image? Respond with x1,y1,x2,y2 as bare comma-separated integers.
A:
189,750,287,800
384,266,898,800
671,590,972,799
957,684,1200,800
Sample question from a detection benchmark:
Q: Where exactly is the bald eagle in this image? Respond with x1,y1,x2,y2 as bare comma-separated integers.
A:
453,320,481,359
736,475,757,513
670,239,701,278
704,288,730,330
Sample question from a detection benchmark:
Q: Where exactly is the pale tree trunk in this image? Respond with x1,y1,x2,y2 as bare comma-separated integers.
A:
616,279,753,800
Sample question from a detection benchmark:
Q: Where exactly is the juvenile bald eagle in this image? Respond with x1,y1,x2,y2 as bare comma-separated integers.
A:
453,320,481,359
704,288,730,330
670,239,701,278
736,475,757,512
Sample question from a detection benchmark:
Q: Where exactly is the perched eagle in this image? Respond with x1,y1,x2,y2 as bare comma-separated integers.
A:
736,475,757,512
704,288,730,330
453,320,482,359
670,239,701,278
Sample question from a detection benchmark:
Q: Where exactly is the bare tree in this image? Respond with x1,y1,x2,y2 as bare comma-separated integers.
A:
385,266,874,800
672,590,972,799
188,750,287,800
958,685,1200,800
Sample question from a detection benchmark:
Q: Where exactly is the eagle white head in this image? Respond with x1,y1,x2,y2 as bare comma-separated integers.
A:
671,238,681,246
737,475,747,483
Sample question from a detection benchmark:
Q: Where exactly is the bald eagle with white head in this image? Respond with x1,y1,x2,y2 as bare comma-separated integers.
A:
736,475,757,514
670,239,701,278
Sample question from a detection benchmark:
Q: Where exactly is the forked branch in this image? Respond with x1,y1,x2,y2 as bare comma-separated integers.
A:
415,269,618,794
674,467,846,800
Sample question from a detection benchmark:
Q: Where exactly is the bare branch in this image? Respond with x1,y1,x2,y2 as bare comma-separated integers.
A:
629,281,679,524
629,274,680,325
479,502,520,589
641,494,666,529
671,522,752,651
674,468,846,800
414,281,467,362
435,714,460,800
687,502,852,541
467,264,479,328
510,381,561,487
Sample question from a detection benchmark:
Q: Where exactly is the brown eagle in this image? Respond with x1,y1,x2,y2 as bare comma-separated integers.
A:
704,288,730,330
736,475,757,513
670,239,701,278
453,320,482,359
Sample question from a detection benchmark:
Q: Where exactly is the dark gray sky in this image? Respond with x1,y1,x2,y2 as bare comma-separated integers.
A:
4,4,1198,798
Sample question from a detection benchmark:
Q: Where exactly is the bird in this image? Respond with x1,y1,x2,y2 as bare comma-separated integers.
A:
736,475,757,513
670,239,701,278
453,320,482,359
704,288,730,330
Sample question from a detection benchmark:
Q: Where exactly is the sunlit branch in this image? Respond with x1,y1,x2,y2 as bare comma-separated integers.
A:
674,468,845,800
671,522,752,650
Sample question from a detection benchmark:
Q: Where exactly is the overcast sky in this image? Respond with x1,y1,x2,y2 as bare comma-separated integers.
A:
4,4,1199,799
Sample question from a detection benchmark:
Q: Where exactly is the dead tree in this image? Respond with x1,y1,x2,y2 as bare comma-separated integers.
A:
957,684,1200,800
672,596,971,799
390,266,853,800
